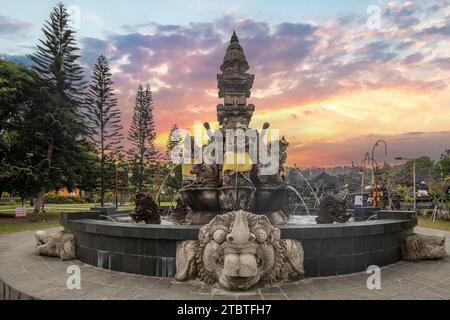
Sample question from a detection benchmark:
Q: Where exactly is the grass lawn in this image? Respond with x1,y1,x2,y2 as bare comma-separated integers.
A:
417,216,450,232
0,209,62,234
0,202,174,235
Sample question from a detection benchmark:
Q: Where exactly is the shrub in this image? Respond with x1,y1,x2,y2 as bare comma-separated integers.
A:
45,194,79,204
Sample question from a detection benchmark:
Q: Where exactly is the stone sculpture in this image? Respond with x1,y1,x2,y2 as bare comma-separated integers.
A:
173,196,190,221
178,32,291,225
403,233,447,261
130,192,161,224
316,191,352,224
191,163,218,187
35,230,75,260
175,211,304,290
256,137,289,186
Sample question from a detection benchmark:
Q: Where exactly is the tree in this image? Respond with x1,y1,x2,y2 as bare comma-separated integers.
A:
128,85,159,191
24,2,87,221
438,150,450,180
0,60,34,133
0,60,35,198
85,55,123,206
402,156,438,184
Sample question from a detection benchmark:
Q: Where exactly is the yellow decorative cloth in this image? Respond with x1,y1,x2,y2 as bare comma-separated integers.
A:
182,163,195,177
222,151,253,173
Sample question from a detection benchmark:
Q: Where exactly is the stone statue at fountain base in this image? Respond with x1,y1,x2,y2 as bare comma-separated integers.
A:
175,211,304,290
316,191,352,224
130,192,161,224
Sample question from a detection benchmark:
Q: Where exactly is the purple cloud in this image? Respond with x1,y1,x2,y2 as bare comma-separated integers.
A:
0,15,32,38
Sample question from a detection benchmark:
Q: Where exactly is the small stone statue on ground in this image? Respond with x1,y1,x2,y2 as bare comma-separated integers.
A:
403,233,447,261
130,192,161,224
35,230,75,260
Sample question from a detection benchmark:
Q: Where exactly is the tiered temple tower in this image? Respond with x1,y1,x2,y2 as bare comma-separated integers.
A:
217,31,255,129
180,31,289,225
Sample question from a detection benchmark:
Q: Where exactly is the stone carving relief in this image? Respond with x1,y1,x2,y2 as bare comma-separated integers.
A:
35,230,75,260
130,192,161,224
316,191,352,224
175,211,304,290
403,233,447,261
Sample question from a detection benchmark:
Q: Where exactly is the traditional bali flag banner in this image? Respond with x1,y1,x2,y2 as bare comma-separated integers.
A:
15,207,27,218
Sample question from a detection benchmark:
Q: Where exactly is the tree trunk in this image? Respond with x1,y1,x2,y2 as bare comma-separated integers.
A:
100,155,105,207
41,195,46,213
29,139,53,222
30,188,46,222
100,117,105,207
138,147,145,192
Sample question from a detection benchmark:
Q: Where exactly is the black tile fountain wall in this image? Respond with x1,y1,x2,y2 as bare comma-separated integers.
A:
61,211,416,278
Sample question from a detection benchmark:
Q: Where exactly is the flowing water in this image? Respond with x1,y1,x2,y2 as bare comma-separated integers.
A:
111,213,324,225
289,168,321,208
286,186,311,215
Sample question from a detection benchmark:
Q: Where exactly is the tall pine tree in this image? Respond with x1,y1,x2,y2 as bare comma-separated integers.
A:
128,85,159,191
85,55,124,207
165,124,180,160
25,2,87,221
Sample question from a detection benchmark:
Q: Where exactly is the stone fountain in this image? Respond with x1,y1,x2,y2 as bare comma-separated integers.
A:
173,32,305,289
180,31,290,227
56,32,418,291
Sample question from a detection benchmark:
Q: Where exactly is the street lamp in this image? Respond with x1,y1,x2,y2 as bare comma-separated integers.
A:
395,157,416,212
127,171,133,205
114,161,121,211
361,153,378,207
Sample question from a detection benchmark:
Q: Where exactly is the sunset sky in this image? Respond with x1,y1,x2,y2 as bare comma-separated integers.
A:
1,0,450,167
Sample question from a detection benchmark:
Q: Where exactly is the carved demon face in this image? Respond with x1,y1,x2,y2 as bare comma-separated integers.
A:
316,193,351,224
176,211,304,290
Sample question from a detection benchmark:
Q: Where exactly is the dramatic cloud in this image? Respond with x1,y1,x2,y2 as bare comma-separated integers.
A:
7,0,447,167
290,131,450,167
0,15,32,39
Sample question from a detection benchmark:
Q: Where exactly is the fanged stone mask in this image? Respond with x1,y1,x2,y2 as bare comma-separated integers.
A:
175,211,304,290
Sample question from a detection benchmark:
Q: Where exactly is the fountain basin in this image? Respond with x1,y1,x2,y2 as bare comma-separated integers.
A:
61,210,416,278
219,186,255,211
180,187,219,212
254,186,288,213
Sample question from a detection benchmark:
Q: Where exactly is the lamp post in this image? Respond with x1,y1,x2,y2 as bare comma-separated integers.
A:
371,140,387,180
371,140,387,207
395,157,416,211
114,161,120,211
361,153,378,207
127,171,133,204
359,168,365,207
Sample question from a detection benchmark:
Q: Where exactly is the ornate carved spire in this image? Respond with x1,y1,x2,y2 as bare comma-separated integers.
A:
220,31,250,74
217,32,255,129
231,30,238,42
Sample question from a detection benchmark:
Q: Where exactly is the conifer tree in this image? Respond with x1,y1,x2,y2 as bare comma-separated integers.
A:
85,54,123,206
128,85,159,191
25,2,87,221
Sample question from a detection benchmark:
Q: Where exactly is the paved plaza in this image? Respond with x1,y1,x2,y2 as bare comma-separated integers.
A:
0,227,449,300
